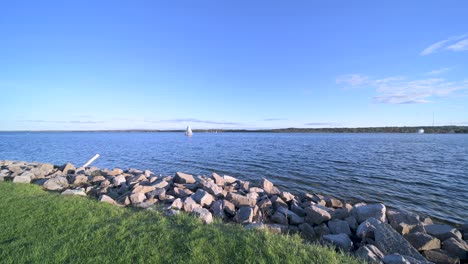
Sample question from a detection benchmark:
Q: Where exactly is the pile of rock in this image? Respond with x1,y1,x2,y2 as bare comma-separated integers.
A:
1,160,467,264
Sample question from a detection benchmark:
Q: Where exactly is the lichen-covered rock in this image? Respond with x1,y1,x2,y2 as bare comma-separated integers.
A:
192,208,213,224
403,232,440,251
423,249,460,264
373,221,427,262
304,204,332,225
355,244,384,263
43,176,69,191
12,174,31,184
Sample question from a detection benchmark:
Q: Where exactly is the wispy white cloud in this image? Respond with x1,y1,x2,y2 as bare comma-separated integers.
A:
336,73,468,104
263,118,288,121
336,74,368,86
447,39,468,51
420,34,468,55
427,67,451,76
158,118,241,125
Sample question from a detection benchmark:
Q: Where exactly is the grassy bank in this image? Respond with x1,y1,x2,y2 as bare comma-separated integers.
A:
0,183,361,264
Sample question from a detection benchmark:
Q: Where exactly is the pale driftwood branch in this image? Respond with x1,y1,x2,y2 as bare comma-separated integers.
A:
82,154,100,168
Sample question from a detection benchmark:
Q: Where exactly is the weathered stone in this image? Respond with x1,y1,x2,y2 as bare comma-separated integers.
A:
249,187,264,193
173,187,192,198
192,208,213,224
261,178,280,194
356,218,381,239
61,188,86,196
291,202,306,217
355,244,385,263
246,192,259,201
299,223,316,241
395,222,426,235
352,203,386,223
382,254,422,264
325,197,343,208
264,224,288,234
314,223,331,237
132,185,156,194
170,198,183,210
288,211,305,225
61,163,76,174
211,172,225,186
271,195,288,210
32,163,54,178
426,224,463,241
12,175,31,183
159,194,175,202
130,192,146,204
113,175,126,186
305,204,332,225
202,181,223,197
328,219,352,236
271,211,288,225
373,221,427,262
223,175,237,184
71,175,88,185
322,234,353,252
423,249,460,264
234,206,254,224
226,193,256,207
279,191,295,202
210,200,226,219
332,208,350,220
404,232,440,251
107,168,123,177
183,197,201,213
174,172,196,184
99,195,117,205
43,176,69,191
442,237,468,260
91,175,106,183
257,198,274,216
192,189,214,207
238,180,250,192
152,180,169,189
147,188,166,199
223,200,236,216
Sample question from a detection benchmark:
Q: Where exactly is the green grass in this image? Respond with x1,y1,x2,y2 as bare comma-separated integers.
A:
0,182,362,264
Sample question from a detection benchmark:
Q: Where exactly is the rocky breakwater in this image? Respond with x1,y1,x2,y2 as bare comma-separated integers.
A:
1,160,467,264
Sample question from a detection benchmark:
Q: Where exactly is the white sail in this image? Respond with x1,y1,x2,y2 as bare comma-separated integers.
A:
185,126,193,137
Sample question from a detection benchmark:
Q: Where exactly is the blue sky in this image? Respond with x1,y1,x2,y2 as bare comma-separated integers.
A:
1,0,467,130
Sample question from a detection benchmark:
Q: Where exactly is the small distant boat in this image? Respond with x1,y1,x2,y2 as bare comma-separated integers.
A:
185,126,193,137
417,128,425,134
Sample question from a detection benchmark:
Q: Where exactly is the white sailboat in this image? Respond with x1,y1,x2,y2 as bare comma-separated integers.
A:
185,126,193,137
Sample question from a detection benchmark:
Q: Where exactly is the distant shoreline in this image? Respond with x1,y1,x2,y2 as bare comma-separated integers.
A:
1,126,468,133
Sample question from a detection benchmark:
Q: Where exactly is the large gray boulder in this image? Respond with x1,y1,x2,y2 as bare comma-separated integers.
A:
403,232,441,251
442,237,468,260
174,172,196,184
99,195,117,205
304,204,332,225
130,192,146,204
31,163,54,178
211,172,225,186
322,233,353,252
382,254,424,264
426,224,462,241
288,211,305,225
192,208,213,224
12,174,31,184
170,198,183,210
192,189,214,207
299,223,316,241
113,175,126,186
61,163,76,174
328,219,352,236
261,178,280,195
271,211,288,225
373,221,427,262
355,244,384,263
223,200,236,216
183,197,201,213
352,203,386,223
234,206,253,224
202,181,223,197
43,176,69,191
210,200,226,219
356,217,381,239
422,249,460,264
226,193,256,207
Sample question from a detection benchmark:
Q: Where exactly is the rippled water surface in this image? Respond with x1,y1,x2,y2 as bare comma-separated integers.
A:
1,132,467,224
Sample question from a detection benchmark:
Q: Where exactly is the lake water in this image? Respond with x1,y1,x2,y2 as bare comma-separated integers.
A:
0,132,467,224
